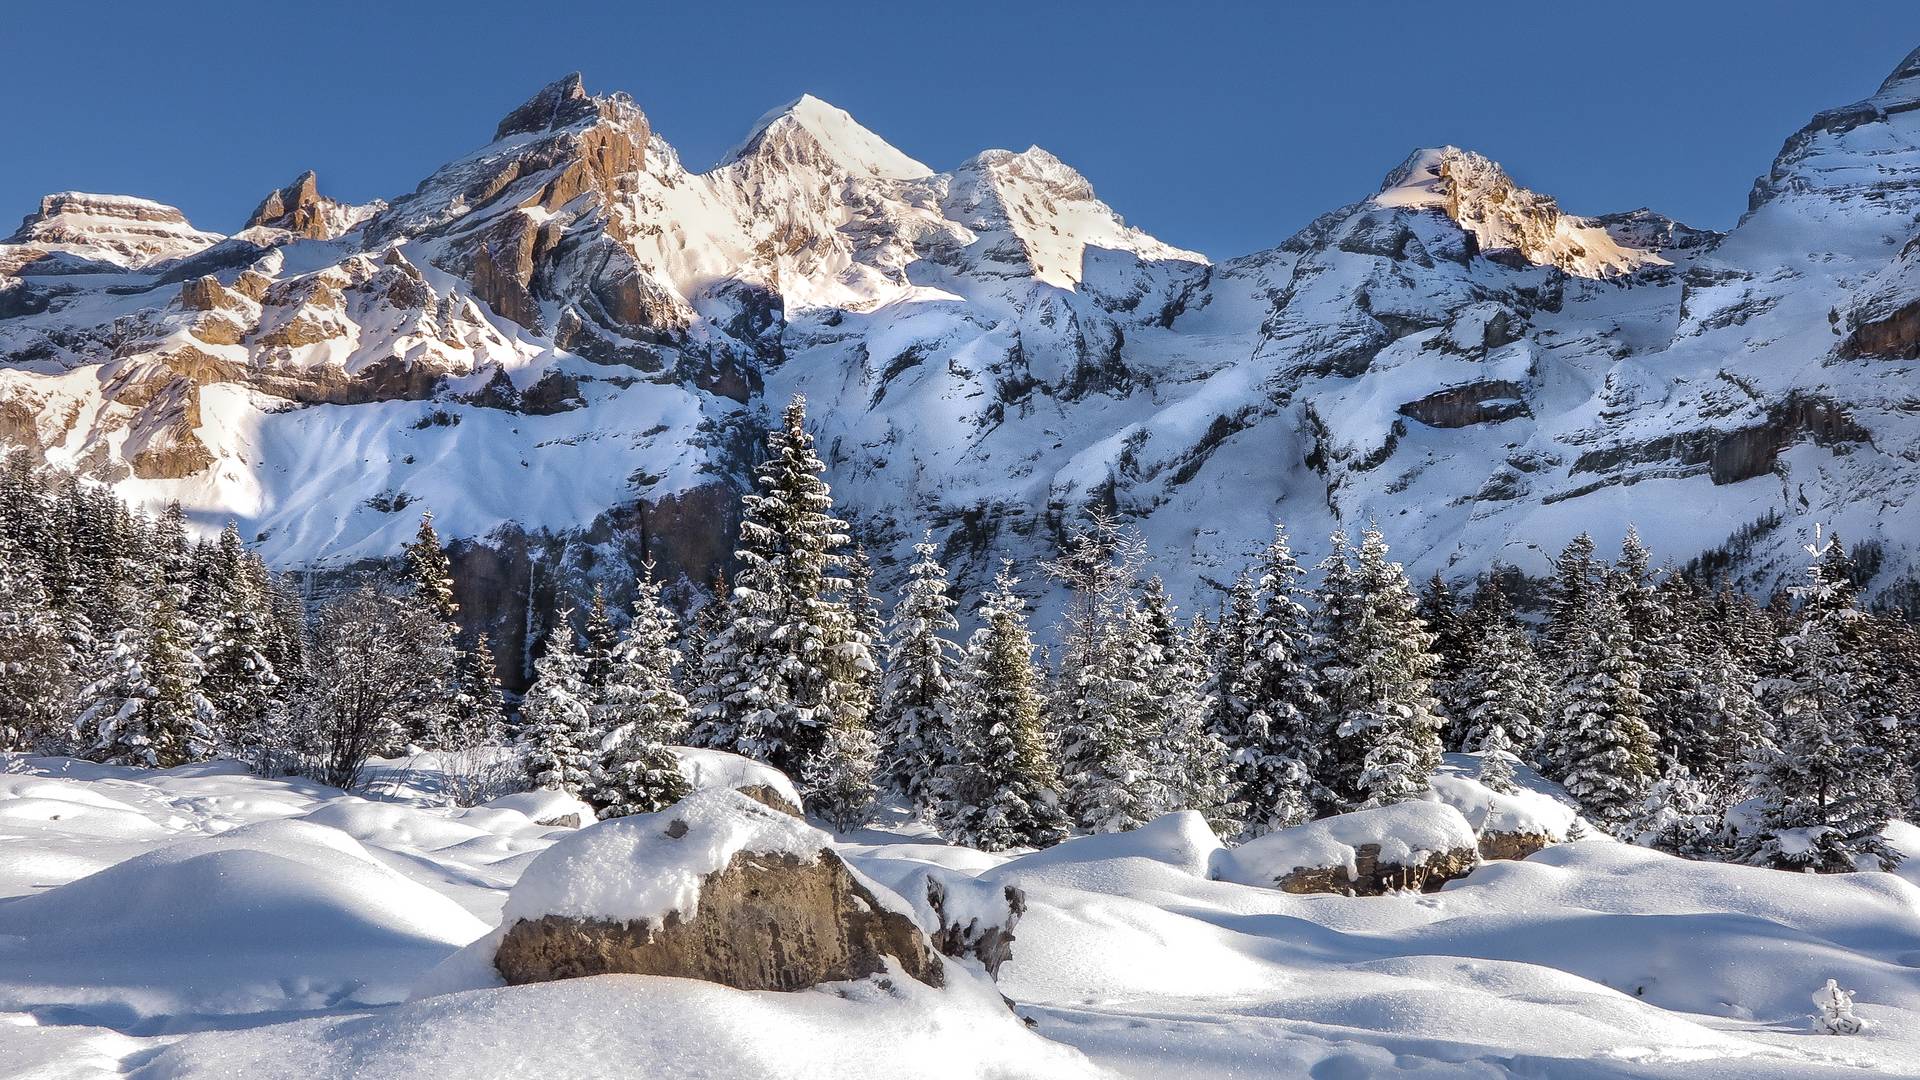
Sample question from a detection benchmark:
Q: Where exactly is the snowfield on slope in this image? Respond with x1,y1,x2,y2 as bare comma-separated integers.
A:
2,754,1919,1078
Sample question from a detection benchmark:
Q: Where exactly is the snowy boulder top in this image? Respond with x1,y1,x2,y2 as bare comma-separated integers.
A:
500,788,829,927
672,745,804,813
1216,801,1479,888
1424,761,1578,840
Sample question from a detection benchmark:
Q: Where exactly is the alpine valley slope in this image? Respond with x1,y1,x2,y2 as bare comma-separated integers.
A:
4,55,1920,668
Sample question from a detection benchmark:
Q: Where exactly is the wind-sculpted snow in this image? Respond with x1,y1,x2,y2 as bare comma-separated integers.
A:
5,754,1920,1077
4,52,1920,632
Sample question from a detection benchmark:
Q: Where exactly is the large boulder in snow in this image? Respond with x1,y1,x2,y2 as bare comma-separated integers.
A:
1215,802,1480,896
490,789,943,991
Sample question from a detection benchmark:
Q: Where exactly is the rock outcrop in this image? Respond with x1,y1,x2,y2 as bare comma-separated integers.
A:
1214,802,1483,897
243,171,378,240
489,790,943,992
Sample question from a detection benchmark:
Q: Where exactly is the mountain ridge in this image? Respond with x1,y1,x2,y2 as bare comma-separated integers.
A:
3,56,1919,675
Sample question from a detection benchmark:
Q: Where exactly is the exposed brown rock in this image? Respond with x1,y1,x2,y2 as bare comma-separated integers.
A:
124,378,214,480
1274,844,1479,897
1840,298,1920,359
178,275,238,312
231,270,273,302
1477,831,1554,862
245,171,337,239
492,846,943,992
734,784,803,818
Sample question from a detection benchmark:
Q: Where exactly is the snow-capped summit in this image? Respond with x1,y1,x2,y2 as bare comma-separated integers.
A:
3,191,222,272
720,94,932,181
1374,146,1668,276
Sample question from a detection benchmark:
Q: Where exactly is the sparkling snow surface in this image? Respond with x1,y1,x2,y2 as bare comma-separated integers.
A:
4,754,1920,1078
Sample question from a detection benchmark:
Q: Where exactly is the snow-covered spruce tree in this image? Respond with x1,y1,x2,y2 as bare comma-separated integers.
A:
580,583,619,695
1475,722,1520,795
1418,571,1469,738
1203,571,1259,770
682,569,730,716
200,523,279,759
1312,525,1445,812
876,531,963,816
396,511,462,748
590,564,693,818
1739,528,1900,872
1543,532,1601,666
1232,523,1324,835
446,633,509,750
1628,767,1728,859
403,510,459,625
1138,575,1240,833
1545,590,1659,829
1450,582,1547,762
937,562,1070,851
0,532,70,751
1045,508,1161,833
75,565,215,768
521,619,600,797
690,396,875,794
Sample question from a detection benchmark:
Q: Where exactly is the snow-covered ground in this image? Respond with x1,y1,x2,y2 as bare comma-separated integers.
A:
4,754,1920,1078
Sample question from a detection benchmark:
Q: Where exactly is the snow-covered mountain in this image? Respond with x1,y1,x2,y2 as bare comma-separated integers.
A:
5,54,1920,659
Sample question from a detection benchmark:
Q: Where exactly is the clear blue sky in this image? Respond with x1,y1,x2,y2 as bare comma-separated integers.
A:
3,2,1914,259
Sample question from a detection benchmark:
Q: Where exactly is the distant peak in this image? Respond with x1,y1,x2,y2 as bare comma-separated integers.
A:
493,72,600,141
1878,44,1920,96
719,94,930,181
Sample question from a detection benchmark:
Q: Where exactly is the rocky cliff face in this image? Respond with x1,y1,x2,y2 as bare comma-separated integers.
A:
5,55,1920,670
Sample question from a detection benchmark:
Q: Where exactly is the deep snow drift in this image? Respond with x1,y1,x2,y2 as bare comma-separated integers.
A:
3,753,1920,1078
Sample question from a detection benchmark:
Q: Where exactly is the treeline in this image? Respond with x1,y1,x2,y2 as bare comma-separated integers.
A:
3,394,1917,875
0,449,506,791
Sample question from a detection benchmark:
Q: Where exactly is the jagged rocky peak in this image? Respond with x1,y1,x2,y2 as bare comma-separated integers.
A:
720,94,932,181
243,171,381,240
4,191,222,269
1373,146,1669,277
493,72,610,140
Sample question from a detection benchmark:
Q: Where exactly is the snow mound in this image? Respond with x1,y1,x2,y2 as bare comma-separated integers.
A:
997,811,1223,878
142,966,1106,1080
0,819,486,1029
672,744,804,812
1216,801,1478,887
499,787,826,928
475,789,597,827
1425,754,1579,839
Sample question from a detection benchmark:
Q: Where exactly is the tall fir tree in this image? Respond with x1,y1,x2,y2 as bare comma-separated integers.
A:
1045,508,1162,832
690,396,873,789
580,584,619,694
1136,576,1239,831
1232,524,1324,834
937,562,1070,851
1543,532,1601,666
75,565,215,768
397,510,462,747
0,532,69,751
446,634,509,750
1312,525,1445,811
590,564,693,818
520,620,598,796
1545,590,1659,828
876,532,963,816
200,523,279,757
1739,528,1900,872
1450,582,1547,760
